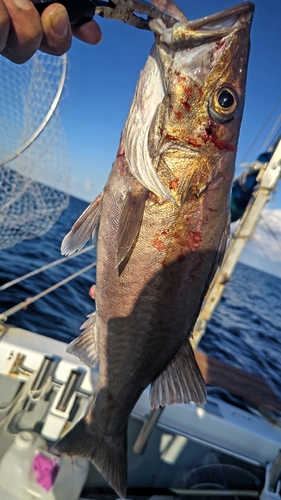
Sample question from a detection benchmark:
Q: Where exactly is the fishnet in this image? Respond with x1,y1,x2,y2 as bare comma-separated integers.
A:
0,52,70,249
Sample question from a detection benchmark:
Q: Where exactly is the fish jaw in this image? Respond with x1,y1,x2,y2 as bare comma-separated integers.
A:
160,2,254,52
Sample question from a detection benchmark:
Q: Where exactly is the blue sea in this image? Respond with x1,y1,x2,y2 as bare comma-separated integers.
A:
1,195,281,409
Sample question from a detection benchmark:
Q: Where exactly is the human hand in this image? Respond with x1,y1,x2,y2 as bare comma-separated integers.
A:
0,0,102,64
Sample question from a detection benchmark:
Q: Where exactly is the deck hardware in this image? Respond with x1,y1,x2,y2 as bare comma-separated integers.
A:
56,369,83,412
133,407,164,454
268,450,281,493
24,356,55,411
41,368,85,440
9,353,29,377
171,488,259,497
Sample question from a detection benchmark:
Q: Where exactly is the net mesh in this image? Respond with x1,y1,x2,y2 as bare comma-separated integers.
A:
0,52,70,249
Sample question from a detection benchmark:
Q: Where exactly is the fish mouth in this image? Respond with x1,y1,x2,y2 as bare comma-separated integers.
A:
158,2,255,49
183,2,254,33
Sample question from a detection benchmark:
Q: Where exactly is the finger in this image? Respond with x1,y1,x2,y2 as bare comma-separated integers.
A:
0,0,10,52
0,0,42,63
39,3,72,56
72,19,102,45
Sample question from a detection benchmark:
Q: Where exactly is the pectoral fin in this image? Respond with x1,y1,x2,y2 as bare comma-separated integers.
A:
61,192,103,255
66,312,98,367
150,340,206,408
116,188,147,268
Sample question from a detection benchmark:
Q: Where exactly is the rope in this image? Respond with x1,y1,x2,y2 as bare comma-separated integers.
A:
0,368,52,430
260,113,281,153
0,261,96,320
29,375,53,402
251,227,281,277
0,245,94,291
240,101,281,165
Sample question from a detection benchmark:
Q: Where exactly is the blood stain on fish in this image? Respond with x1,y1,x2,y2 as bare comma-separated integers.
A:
153,230,170,252
169,178,180,190
175,110,184,120
188,230,203,249
107,392,119,409
152,234,166,252
216,39,225,50
200,120,236,151
181,86,193,112
116,144,125,157
187,137,201,148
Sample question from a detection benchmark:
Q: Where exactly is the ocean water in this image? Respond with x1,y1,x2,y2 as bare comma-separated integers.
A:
0,195,281,408
0,196,95,345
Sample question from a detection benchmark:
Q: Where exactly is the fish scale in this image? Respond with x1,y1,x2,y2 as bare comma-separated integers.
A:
54,1,254,497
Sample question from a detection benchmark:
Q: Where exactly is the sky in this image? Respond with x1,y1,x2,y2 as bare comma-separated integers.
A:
238,208,281,277
57,0,281,276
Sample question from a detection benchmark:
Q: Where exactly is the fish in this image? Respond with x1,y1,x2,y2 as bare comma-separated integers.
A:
53,1,254,497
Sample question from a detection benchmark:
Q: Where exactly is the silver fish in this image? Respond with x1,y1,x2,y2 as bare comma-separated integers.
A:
54,1,254,497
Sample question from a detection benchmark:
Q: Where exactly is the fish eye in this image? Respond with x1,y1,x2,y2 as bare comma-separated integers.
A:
208,85,240,123
218,90,234,108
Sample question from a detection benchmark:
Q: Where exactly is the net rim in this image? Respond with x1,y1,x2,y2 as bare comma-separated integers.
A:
0,53,67,168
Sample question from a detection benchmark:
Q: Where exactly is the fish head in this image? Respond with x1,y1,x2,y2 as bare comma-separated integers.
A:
149,2,254,202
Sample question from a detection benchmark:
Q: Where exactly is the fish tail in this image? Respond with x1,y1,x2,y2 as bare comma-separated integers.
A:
52,418,127,498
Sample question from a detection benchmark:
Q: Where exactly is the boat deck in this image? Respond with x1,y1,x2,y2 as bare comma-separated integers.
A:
195,349,281,414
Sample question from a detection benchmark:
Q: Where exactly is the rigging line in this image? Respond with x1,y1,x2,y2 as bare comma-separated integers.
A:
260,112,281,153
251,231,281,276
260,214,281,253
0,261,96,321
240,98,281,164
0,245,94,291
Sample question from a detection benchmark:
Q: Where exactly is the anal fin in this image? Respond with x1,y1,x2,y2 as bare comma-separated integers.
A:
67,312,98,367
150,340,206,408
